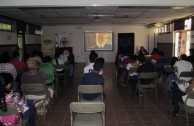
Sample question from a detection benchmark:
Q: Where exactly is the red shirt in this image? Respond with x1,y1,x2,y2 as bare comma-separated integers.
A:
150,54,160,61
10,60,26,70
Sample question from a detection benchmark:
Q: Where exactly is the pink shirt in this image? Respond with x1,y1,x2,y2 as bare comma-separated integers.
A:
10,60,26,70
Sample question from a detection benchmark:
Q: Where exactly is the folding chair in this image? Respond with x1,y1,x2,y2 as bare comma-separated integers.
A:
70,102,105,126
179,71,194,81
127,67,137,93
0,106,27,126
21,83,48,123
137,72,159,103
78,85,103,102
178,90,194,126
54,64,67,96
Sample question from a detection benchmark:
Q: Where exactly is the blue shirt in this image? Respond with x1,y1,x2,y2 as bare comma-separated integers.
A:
82,72,104,100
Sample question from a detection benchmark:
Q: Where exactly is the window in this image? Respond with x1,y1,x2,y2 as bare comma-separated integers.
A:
0,16,14,31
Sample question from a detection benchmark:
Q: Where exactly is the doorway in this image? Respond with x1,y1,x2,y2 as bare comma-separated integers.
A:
17,34,25,61
118,33,134,55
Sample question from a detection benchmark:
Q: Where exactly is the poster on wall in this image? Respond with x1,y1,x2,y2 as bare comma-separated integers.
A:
41,35,55,57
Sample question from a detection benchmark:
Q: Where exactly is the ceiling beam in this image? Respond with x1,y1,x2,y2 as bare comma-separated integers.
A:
0,0,194,7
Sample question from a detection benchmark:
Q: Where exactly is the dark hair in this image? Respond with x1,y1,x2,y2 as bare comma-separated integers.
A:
130,54,137,61
159,51,164,57
180,54,187,60
12,51,20,58
93,58,104,71
42,56,52,63
0,73,13,112
0,52,10,63
137,55,146,63
170,57,178,67
89,53,97,63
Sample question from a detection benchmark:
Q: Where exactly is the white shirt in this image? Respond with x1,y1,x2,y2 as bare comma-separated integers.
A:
84,63,94,74
84,63,103,75
174,60,193,81
126,63,137,76
59,54,68,62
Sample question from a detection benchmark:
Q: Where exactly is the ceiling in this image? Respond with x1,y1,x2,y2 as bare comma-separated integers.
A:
0,6,194,27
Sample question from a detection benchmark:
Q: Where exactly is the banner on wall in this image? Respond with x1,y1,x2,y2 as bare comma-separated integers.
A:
41,35,55,57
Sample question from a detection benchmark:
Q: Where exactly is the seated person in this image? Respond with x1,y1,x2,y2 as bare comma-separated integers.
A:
82,58,105,100
150,48,160,63
85,50,98,67
170,79,194,117
137,55,156,84
0,73,36,126
156,51,170,76
174,54,193,82
138,46,149,55
84,53,103,75
10,51,26,73
0,52,18,92
126,54,140,88
39,56,54,86
21,57,53,100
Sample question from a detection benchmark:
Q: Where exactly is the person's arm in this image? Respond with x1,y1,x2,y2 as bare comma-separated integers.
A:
185,80,194,93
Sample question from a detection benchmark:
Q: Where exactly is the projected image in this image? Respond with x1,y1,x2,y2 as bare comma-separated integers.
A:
84,32,113,51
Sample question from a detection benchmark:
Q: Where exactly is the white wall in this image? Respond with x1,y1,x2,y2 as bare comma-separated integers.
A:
0,31,17,45
42,25,149,62
25,34,41,44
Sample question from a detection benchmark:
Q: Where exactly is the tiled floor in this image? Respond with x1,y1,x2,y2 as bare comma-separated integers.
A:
36,63,192,126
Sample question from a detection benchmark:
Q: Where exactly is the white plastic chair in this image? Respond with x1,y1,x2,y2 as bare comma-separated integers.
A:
70,102,105,126
78,85,103,102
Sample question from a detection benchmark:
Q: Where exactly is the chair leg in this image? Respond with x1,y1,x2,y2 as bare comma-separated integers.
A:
186,107,189,126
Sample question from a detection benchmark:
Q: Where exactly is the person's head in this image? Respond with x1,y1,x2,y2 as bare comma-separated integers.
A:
140,46,145,50
42,56,52,63
63,50,69,56
130,54,137,62
189,49,194,56
93,58,105,72
151,48,159,54
170,57,178,67
32,50,38,57
180,54,187,60
12,51,20,59
159,51,165,57
37,51,43,59
26,57,38,70
89,53,97,63
0,52,10,63
137,55,146,63
0,73,13,112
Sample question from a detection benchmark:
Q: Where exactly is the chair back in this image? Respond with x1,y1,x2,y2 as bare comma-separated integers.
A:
0,106,19,116
179,71,194,78
138,72,158,79
78,85,103,102
185,90,194,102
70,102,105,126
128,67,137,73
70,102,105,114
21,83,46,100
